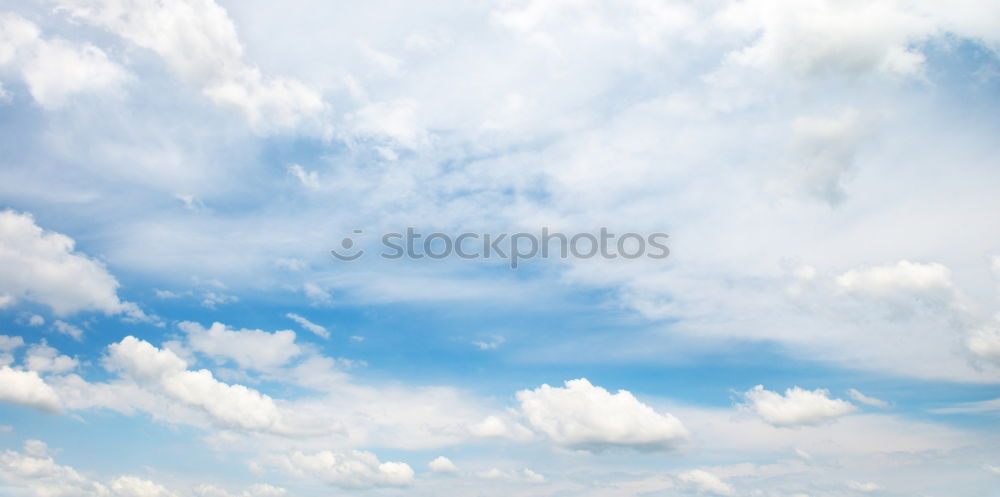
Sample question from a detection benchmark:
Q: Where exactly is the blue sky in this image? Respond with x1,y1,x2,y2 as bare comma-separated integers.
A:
1,1,1000,496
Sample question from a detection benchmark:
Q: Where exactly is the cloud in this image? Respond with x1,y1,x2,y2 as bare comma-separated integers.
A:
476,467,545,483
0,441,109,497
966,322,1000,365
784,108,865,205
515,378,688,450
0,366,61,412
847,389,891,409
847,480,883,492
287,164,320,190
106,336,282,430
0,13,128,108
835,261,960,305
741,385,856,427
285,313,329,339
54,0,326,132
24,343,79,375
677,469,734,496
428,456,458,474
0,210,147,319
717,0,932,78
53,320,84,341
270,450,413,489
0,335,24,367
179,321,302,371
194,484,287,497
111,476,179,497
473,336,505,350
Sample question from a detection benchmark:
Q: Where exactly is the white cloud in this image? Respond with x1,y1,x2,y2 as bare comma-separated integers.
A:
967,322,1000,365
0,13,128,108
677,469,734,496
835,261,960,304
717,0,932,78
271,450,413,489
0,441,109,497
0,210,146,319
54,0,326,132
106,336,281,430
27,314,45,326
741,385,856,427
24,343,79,375
428,456,458,474
468,415,526,439
287,164,320,190
179,321,301,371
195,483,287,497
111,476,179,497
303,283,332,304
847,480,883,492
782,108,865,205
0,366,61,412
53,320,84,341
285,313,329,339
847,389,891,409
472,336,505,350
515,378,688,450
476,467,545,483
0,335,24,367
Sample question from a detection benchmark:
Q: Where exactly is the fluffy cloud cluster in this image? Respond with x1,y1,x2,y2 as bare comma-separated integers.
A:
179,321,301,371
0,13,128,108
106,336,281,430
427,456,458,474
0,210,146,319
53,0,326,132
966,323,1000,365
515,378,688,450
24,343,79,375
270,450,413,489
0,441,116,497
742,385,856,426
677,469,734,496
0,365,61,412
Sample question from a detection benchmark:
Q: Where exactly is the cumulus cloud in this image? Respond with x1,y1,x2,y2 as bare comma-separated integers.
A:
285,313,329,339
0,13,128,108
0,335,24,367
677,469,734,496
966,322,1000,365
741,385,856,426
717,0,932,78
271,450,413,489
179,321,301,371
428,456,458,474
111,476,179,497
515,378,688,450
0,210,147,319
24,343,79,375
54,0,326,132
0,440,109,497
836,261,957,297
0,366,61,412
106,336,281,430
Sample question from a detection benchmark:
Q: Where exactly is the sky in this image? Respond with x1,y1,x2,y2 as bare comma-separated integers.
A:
1,0,1000,496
